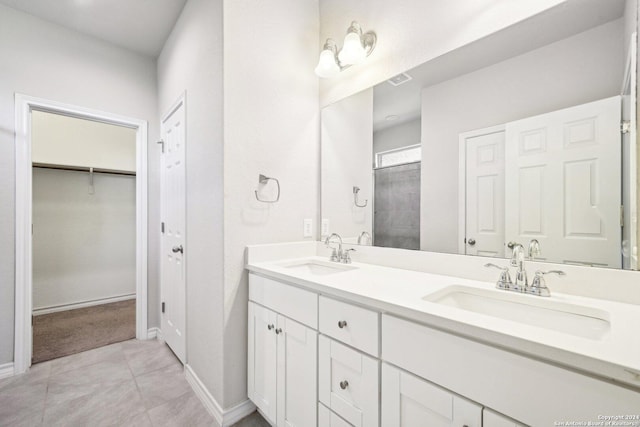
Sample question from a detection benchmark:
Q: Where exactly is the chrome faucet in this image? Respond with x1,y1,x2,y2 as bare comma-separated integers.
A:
510,243,528,291
357,231,372,245
324,233,343,262
528,239,541,260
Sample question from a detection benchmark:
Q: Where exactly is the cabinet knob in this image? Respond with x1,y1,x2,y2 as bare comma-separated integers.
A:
275,328,282,335
339,380,349,390
267,324,274,330
338,320,347,329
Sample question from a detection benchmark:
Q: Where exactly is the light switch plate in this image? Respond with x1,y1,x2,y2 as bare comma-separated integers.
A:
303,218,313,237
321,218,330,237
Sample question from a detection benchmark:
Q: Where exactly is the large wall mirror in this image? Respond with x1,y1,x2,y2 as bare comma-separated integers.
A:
321,0,639,270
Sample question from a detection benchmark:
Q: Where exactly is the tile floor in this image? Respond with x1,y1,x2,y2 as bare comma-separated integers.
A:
0,339,270,427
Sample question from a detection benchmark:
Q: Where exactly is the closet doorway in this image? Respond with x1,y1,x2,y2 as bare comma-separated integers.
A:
14,95,148,373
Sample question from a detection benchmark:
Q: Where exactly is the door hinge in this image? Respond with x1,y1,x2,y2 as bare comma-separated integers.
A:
157,139,165,153
621,120,631,134
621,205,625,227
162,302,165,313
161,222,165,233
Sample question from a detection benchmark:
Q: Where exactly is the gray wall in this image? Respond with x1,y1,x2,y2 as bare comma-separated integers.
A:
157,0,225,406
0,4,159,365
421,19,625,253
373,118,421,160
33,169,136,310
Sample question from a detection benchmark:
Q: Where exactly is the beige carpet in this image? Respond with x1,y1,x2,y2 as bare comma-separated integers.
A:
32,299,136,364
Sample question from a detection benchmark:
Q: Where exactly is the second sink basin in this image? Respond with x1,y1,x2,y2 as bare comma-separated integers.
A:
276,259,357,276
423,286,610,340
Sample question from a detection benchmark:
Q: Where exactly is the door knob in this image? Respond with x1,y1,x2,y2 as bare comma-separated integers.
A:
338,320,347,329
172,245,183,254
339,380,349,390
467,238,476,246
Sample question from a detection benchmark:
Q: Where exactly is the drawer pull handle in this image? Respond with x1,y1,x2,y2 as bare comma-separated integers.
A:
338,320,348,329
339,380,349,390
275,328,282,335
267,324,274,330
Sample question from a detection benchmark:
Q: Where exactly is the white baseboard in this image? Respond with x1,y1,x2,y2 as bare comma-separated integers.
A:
33,293,136,316
147,327,163,340
0,362,15,379
185,364,256,427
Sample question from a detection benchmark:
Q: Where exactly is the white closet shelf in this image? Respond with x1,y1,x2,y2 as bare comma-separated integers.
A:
32,162,136,176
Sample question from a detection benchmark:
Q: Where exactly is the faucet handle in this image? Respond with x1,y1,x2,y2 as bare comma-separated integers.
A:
528,270,565,297
342,248,356,264
484,263,512,290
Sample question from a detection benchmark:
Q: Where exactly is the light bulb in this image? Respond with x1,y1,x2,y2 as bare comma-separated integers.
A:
315,49,340,78
338,32,366,65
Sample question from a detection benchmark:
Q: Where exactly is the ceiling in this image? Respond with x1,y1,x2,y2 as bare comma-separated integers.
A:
372,0,627,132
0,0,187,57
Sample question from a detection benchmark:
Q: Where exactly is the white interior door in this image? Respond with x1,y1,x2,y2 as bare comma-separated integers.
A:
160,97,186,362
505,96,622,267
463,129,505,257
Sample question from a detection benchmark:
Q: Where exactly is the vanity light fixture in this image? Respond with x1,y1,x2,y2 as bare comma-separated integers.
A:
314,21,377,78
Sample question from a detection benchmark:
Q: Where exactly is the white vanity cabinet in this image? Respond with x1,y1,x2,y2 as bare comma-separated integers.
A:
248,275,318,427
382,363,482,427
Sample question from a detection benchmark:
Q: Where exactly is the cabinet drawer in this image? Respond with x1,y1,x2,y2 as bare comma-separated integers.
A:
319,336,379,427
319,296,379,356
319,403,353,427
249,273,318,328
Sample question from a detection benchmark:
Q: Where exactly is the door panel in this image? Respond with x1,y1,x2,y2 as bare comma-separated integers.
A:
464,130,506,257
505,96,621,267
160,98,186,362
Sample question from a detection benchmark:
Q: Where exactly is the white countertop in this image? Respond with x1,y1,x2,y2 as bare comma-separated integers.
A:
247,255,640,390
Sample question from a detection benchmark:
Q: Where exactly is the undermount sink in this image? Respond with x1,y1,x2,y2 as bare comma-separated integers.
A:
276,259,357,276
423,286,610,340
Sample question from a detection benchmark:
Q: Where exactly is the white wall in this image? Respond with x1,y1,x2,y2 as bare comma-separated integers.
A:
373,118,421,158
32,168,136,310
321,88,373,241
319,0,565,106
0,4,159,365
223,0,319,408
420,19,624,253
32,111,137,172
157,0,225,405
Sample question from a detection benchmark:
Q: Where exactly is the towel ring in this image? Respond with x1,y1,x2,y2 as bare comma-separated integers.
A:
255,174,280,203
353,186,367,207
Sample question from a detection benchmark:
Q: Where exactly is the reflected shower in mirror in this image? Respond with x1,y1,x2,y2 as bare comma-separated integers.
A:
320,0,639,270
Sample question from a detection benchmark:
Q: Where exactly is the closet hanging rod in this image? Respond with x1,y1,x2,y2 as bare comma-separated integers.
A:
32,163,136,176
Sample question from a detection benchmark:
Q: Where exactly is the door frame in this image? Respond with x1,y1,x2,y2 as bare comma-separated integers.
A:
14,94,148,374
457,124,506,255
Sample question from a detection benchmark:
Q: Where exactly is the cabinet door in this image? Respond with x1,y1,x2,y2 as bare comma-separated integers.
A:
483,409,525,427
382,363,481,427
248,302,278,424
276,314,317,427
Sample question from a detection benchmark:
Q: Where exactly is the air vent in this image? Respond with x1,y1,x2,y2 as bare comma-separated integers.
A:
387,72,413,86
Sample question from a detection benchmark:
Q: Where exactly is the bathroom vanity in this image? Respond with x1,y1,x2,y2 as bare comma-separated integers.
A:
246,242,640,427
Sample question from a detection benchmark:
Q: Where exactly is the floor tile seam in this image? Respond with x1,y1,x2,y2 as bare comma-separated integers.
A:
141,387,194,413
